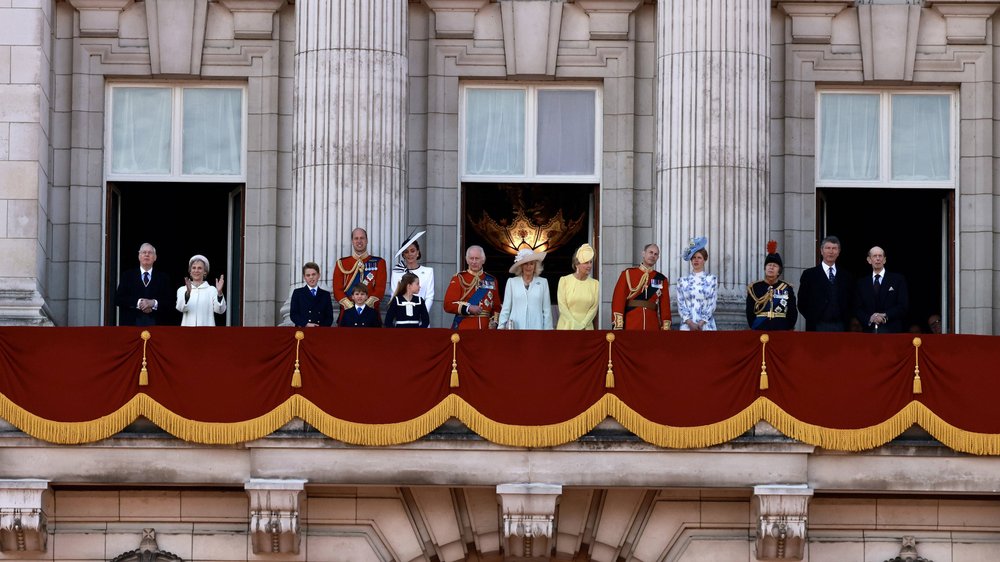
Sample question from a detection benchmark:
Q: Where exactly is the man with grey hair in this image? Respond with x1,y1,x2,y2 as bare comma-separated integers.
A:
443,245,502,329
114,242,172,326
798,235,853,331
855,245,909,333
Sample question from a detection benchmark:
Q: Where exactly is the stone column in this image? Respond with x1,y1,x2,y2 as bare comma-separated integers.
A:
291,0,407,291
0,4,54,325
655,0,770,328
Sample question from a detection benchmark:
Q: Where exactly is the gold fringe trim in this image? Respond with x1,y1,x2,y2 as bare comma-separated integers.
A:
3,390,1000,454
605,333,615,388
138,330,151,386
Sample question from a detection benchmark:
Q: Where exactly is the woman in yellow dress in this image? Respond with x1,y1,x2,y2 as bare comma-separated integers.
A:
557,243,600,330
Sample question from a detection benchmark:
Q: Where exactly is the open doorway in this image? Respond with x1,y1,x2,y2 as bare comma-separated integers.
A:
461,183,598,303
818,188,953,333
105,182,244,326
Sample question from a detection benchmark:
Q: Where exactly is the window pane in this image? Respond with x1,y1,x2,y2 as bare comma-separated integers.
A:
183,88,243,175
819,94,879,181
891,94,950,181
537,90,596,176
111,88,172,174
465,89,525,176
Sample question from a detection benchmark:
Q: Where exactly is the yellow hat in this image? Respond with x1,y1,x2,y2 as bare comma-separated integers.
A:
575,243,595,264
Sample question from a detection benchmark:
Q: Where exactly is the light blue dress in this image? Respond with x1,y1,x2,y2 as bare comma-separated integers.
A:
676,271,718,331
498,276,553,330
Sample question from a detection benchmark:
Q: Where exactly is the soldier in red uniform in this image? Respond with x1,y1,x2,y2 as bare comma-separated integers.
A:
332,228,387,319
443,245,501,330
611,243,671,330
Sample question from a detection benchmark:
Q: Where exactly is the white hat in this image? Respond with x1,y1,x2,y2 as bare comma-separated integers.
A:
393,230,426,273
509,248,546,274
189,254,210,273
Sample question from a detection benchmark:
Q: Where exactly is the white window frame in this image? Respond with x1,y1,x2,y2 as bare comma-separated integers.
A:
815,88,958,190
459,83,603,183
105,82,248,183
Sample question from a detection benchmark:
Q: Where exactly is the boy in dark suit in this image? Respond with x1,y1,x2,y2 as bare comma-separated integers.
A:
290,262,334,327
338,283,380,328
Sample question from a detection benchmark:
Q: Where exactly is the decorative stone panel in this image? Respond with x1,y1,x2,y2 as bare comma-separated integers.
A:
245,478,306,554
778,2,851,44
497,483,561,558
858,3,921,81
0,479,49,552
66,0,133,37
576,0,643,40
423,0,490,39
145,0,208,76
499,0,563,76
931,3,999,45
110,528,183,562
753,484,813,561
885,535,933,562
218,0,285,39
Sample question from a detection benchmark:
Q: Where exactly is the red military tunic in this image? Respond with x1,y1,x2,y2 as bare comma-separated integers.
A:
332,253,387,311
443,270,501,330
611,265,671,330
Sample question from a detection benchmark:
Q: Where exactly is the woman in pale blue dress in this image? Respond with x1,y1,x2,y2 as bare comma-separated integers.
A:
676,236,718,331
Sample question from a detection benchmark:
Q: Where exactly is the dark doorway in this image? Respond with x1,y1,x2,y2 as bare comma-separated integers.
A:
819,188,952,333
462,183,598,302
106,182,244,326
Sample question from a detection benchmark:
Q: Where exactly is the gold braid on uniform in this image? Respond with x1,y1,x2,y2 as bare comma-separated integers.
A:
748,282,786,316
625,265,652,300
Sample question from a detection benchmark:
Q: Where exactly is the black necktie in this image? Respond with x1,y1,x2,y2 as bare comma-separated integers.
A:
142,272,150,286
873,274,881,292
828,267,835,283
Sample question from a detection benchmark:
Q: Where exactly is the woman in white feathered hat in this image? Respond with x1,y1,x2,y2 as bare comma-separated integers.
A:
497,248,553,330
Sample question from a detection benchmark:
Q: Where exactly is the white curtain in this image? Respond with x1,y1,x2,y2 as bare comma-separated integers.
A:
891,94,950,181
537,90,596,176
819,94,879,181
183,88,243,175
465,89,525,176
111,88,172,174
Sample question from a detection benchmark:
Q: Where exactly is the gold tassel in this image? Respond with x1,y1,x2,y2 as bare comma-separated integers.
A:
450,333,461,388
759,334,769,390
912,337,922,395
605,332,616,388
291,331,304,388
139,330,151,386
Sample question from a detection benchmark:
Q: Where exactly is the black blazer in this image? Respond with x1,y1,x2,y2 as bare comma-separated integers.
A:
290,286,334,327
855,271,909,333
797,264,854,331
114,268,172,326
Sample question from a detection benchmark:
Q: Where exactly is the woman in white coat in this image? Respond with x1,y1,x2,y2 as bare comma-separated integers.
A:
176,254,226,326
498,249,553,330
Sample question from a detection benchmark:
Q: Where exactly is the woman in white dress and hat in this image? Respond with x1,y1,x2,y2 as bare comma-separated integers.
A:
389,230,435,313
676,236,717,331
176,254,226,326
498,249,553,330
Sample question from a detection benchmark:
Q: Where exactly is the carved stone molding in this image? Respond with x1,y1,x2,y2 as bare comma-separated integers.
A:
0,479,49,553
497,483,561,558
777,2,852,44
753,484,813,561
930,3,999,45
110,528,183,562
245,479,306,554
499,0,563,76
66,0,133,38
858,3,921,81
423,0,490,39
885,535,933,562
576,0,643,40
218,0,285,39
145,0,208,76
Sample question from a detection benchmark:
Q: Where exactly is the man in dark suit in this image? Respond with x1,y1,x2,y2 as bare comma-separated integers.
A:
798,235,854,331
114,242,172,326
855,246,909,333
290,262,334,327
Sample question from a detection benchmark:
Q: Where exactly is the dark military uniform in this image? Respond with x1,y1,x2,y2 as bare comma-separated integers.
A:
746,280,797,331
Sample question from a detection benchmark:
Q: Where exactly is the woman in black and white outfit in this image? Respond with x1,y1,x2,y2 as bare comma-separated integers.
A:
384,273,430,328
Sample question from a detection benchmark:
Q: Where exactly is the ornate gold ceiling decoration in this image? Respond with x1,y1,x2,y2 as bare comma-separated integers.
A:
471,208,585,256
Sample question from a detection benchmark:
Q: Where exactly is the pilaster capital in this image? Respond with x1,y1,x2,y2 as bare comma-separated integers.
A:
753,484,813,561
496,483,562,539
423,0,490,39
576,0,643,40
65,0,133,38
218,0,286,39
245,479,306,555
776,1,852,44
927,2,999,45
0,479,49,553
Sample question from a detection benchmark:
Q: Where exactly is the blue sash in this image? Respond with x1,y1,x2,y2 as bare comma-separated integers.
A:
451,275,495,329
